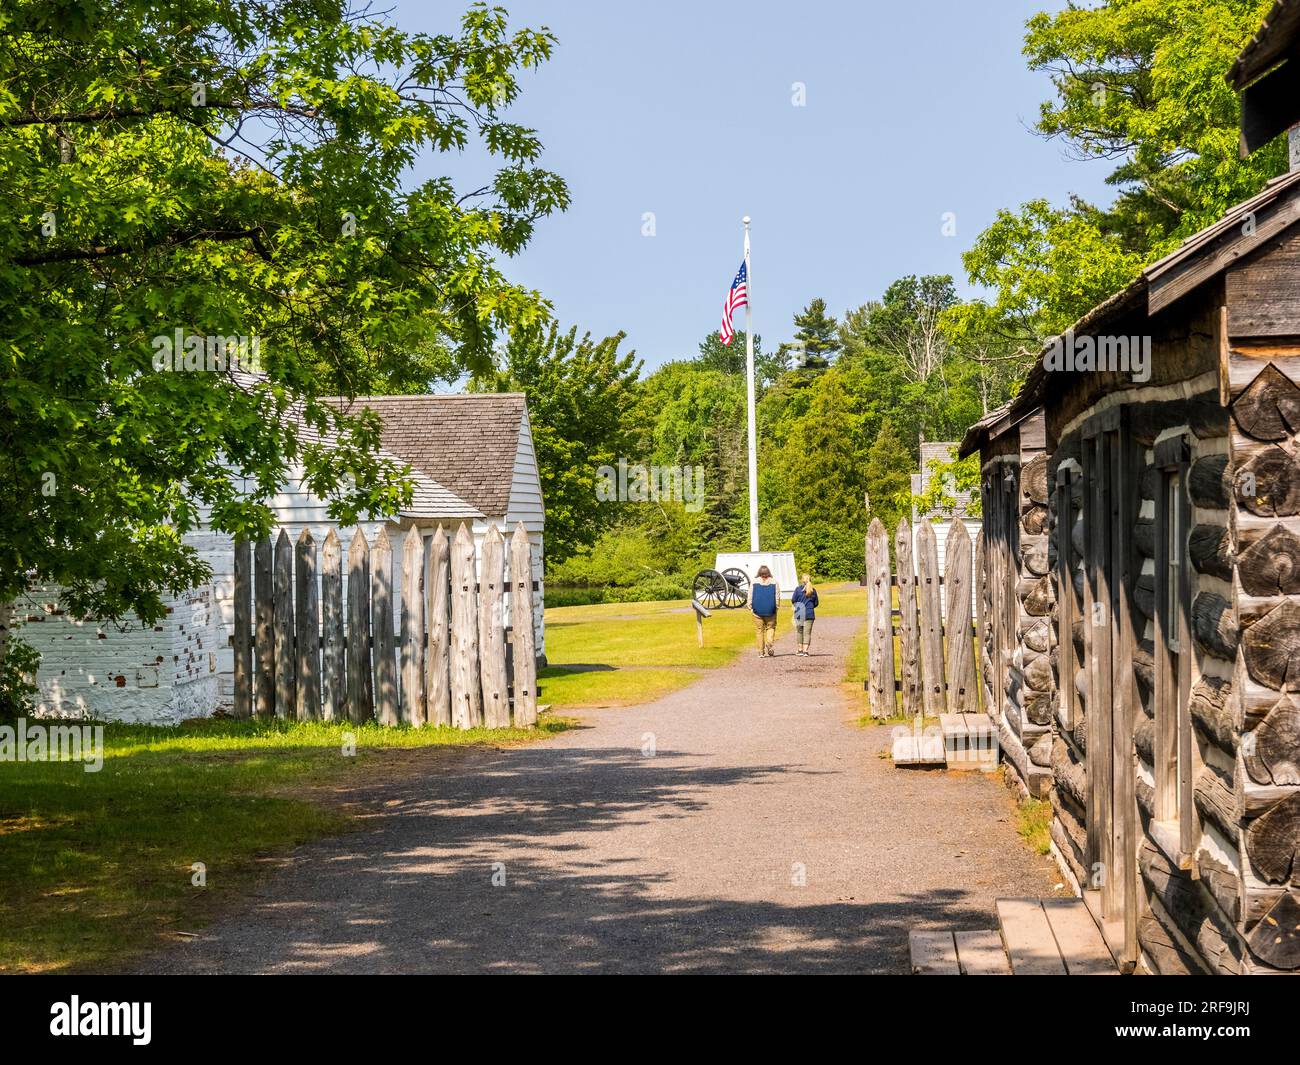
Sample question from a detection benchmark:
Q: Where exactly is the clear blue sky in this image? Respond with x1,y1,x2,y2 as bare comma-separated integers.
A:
396,0,1113,370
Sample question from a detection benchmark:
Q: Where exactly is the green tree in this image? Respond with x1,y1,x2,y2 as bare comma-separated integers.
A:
0,1,567,695
1,4,569,707
863,419,913,539
965,0,1284,332
477,323,641,565
785,297,840,371
695,329,786,386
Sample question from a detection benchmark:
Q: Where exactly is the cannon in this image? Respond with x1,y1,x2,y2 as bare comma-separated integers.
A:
692,567,750,610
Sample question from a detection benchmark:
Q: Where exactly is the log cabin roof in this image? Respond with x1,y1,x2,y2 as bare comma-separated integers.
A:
957,403,1010,458
1227,0,1300,90
1003,167,1300,425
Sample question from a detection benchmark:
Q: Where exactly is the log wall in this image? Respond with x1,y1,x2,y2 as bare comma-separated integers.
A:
977,413,1052,798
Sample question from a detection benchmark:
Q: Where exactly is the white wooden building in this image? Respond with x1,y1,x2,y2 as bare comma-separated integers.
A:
19,393,546,724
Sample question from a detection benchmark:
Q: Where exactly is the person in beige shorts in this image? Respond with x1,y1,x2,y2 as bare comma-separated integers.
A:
749,565,780,657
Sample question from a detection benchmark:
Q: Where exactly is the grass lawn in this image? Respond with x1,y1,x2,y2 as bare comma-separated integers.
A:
539,583,865,710
2,581,862,973
0,716,571,974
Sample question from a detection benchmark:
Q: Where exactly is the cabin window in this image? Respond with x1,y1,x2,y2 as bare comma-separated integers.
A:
1153,436,1193,857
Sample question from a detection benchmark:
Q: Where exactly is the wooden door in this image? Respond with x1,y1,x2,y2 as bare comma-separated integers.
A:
1083,419,1139,968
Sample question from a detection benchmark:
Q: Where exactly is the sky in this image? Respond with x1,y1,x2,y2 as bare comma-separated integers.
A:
395,0,1115,370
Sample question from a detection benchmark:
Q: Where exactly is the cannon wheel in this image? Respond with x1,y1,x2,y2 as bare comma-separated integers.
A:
692,569,727,610
721,567,750,609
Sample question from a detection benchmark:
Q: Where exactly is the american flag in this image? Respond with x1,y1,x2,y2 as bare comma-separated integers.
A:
719,260,748,346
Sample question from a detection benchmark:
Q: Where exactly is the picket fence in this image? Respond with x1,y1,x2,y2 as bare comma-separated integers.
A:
229,522,538,728
865,515,982,719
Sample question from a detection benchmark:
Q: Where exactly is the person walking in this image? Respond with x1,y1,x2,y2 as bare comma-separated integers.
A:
749,565,780,658
791,573,819,657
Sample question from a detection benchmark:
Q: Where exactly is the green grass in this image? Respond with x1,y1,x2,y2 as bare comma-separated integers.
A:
539,584,865,709
1,582,866,973
0,716,572,974
1015,794,1053,856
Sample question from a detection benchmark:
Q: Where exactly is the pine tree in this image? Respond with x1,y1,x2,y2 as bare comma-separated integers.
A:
788,297,840,371
863,419,913,537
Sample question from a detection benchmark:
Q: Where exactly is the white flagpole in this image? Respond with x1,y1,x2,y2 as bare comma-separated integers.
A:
743,216,759,552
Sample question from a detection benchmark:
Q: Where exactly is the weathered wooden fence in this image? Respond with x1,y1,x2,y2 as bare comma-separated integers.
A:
865,515,981,718
229,522,538,728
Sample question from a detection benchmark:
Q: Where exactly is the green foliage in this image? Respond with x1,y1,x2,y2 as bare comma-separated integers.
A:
695,329,787,385
476,322,640,565
908,452,982,520
0,0,568,703
863,419,913,537
0,0,566,606
965,0,1285,333
0,631,39,721
782,297,840,373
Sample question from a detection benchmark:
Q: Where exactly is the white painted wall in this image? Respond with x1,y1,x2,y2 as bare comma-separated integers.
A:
22,581,218,724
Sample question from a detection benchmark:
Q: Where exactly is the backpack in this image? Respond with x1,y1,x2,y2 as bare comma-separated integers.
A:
751,581,777,617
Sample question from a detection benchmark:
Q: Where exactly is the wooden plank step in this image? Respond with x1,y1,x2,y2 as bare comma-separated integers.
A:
954,929,1012,975
893,731,946,766
939,713,969,739
909,930,960,974
996,898,1067,975
1042,897,1119,975
942,712,998,771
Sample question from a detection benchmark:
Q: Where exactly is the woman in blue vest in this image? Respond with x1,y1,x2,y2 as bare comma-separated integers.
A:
790,573,819,656
749,565,780,657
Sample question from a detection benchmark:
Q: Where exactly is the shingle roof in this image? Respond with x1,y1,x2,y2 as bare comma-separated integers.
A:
334,394,527,518
1228,0,1300,90
228,370,480,520
1008,168,1300,420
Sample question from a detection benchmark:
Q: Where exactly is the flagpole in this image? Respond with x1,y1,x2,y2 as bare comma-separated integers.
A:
743,216,759,552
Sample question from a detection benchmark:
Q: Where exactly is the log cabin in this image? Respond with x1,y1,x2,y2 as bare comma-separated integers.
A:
957,3,1300,975
959,406,1049,798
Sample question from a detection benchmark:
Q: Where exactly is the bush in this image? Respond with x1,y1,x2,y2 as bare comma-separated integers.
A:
0,632,40,722
604,578,692,603
546,577,692,607
780,521,864,582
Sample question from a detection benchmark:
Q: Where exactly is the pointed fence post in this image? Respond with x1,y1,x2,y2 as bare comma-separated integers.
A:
273,529,296,719
321,529,344,722
866,519,892,717
944,518,977,714
895,518,922,719
426,525,452,727
347,528,373,723
295,528,319,720
372,526,397,727
478,524,510,728
510,523,538,727
916,521,946,718
450,523,483,729
401,526,426,726
232,538,252,718
254,536,274,718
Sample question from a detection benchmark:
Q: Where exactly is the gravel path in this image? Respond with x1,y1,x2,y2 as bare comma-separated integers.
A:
137,613,1059,974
